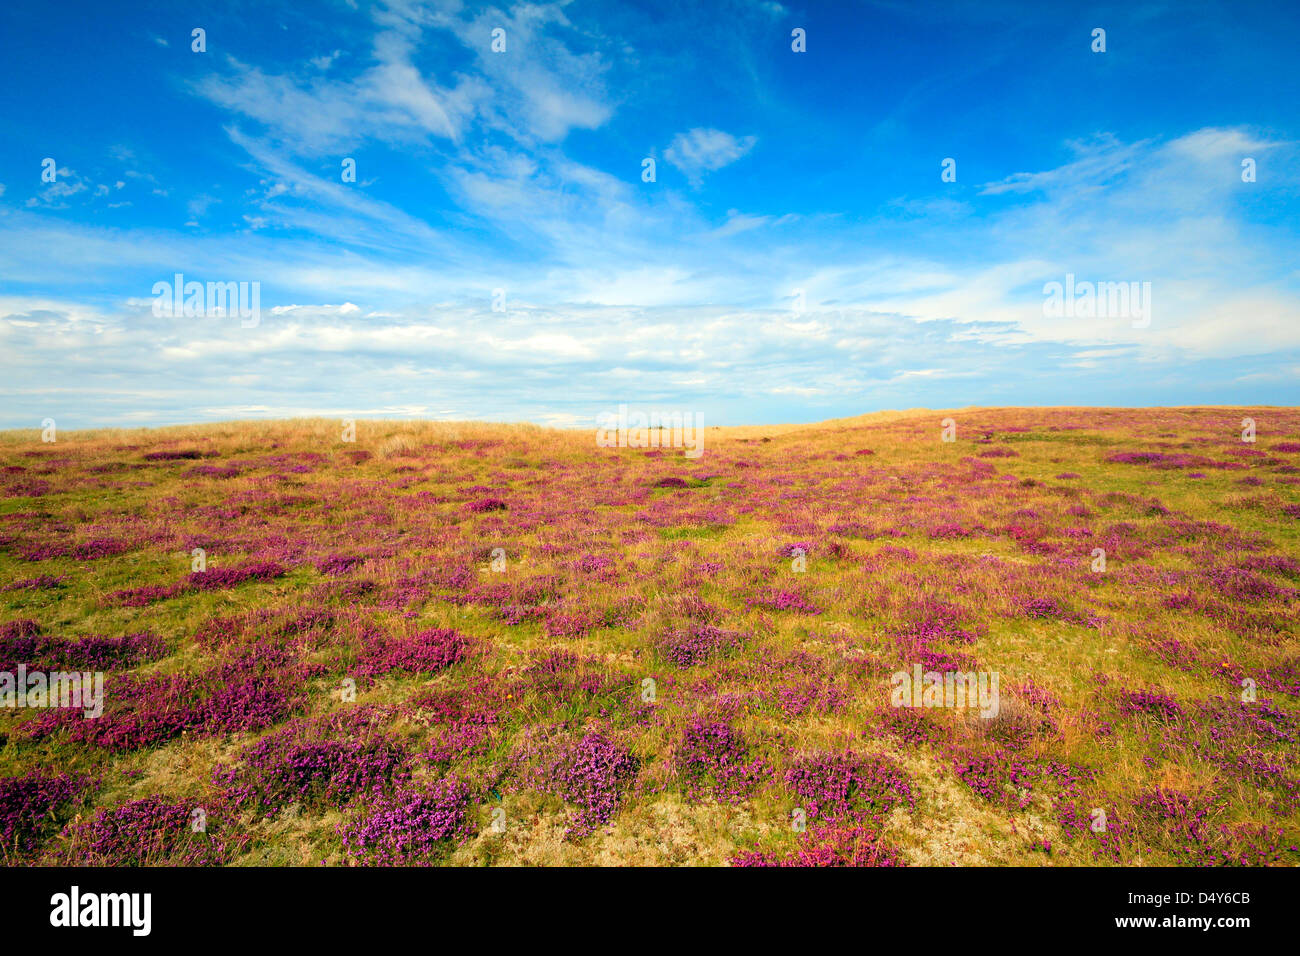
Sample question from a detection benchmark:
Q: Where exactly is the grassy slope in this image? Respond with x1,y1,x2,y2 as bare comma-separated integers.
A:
1,407,1297,866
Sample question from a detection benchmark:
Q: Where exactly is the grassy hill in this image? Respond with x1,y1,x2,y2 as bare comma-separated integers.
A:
2,407,1298,865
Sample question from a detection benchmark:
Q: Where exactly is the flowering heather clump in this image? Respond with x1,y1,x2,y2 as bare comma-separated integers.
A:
184,464,240,479
4,479,51,498
314,553,366,575
0,618,41,640
878,544,917,561
0,630,166,670
951,749,1040,809
1238,554,1300,578
194,614,246,648
544,732,639,837
410,679,501,726
465,497,508,512
675,717,766,801
38,673,203,751
772,680,847,717
0,771,88,859
1021,596,1066,619
1161,591,1200,611
870,705,947,746
357,627,473,677
1013,679,1061,713
1204,567,1296,602
25,646,303,749
1124,788,1293,864
659,624,743,666
543,608,596,638
784,751,914,822
827,521,874,538
186,561,285,591
199,647,306,735
1118,688,1184,722
1132,788,1218,852
897,601,983,645
53,796,242,866
1054,799,1134,862
746,587,821,614
652,476,689,488
67,538,132,560
1107,451,1204,468
1253,659,1300,698
276,607,335,636
929,522,975,539
423,722,492,766
339,779,475,865
143,449,204,461
573,553,615,575
778,541,815,557
732,825,905,867
1148,638,1199,670
215,711,409,813
1,574,66,591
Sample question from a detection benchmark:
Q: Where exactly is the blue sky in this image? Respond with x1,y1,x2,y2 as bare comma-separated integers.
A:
1,0,1298,428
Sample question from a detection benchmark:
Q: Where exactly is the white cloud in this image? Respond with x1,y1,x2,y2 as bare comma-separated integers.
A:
664,128,757,184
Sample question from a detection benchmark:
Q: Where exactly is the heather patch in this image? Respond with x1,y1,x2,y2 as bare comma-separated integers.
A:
355,627,474,678
338,778,475,865
746,587,821,615
784,751,914,823
49,795,244,866
659,624,744,667
518,731,639,837
143,450,205,461
1123,788,1297,865
1117,688,1184,722
186,561,286,591
732,824,904,867
314,553,367,576
24,672,202,751
674,717,767,802
953,749,1092,819
23,645,305,750
0,770,90,860
869,704,949,746
2,574,66,591
409,680,501,726
214,709,410,814
0,627,166,671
